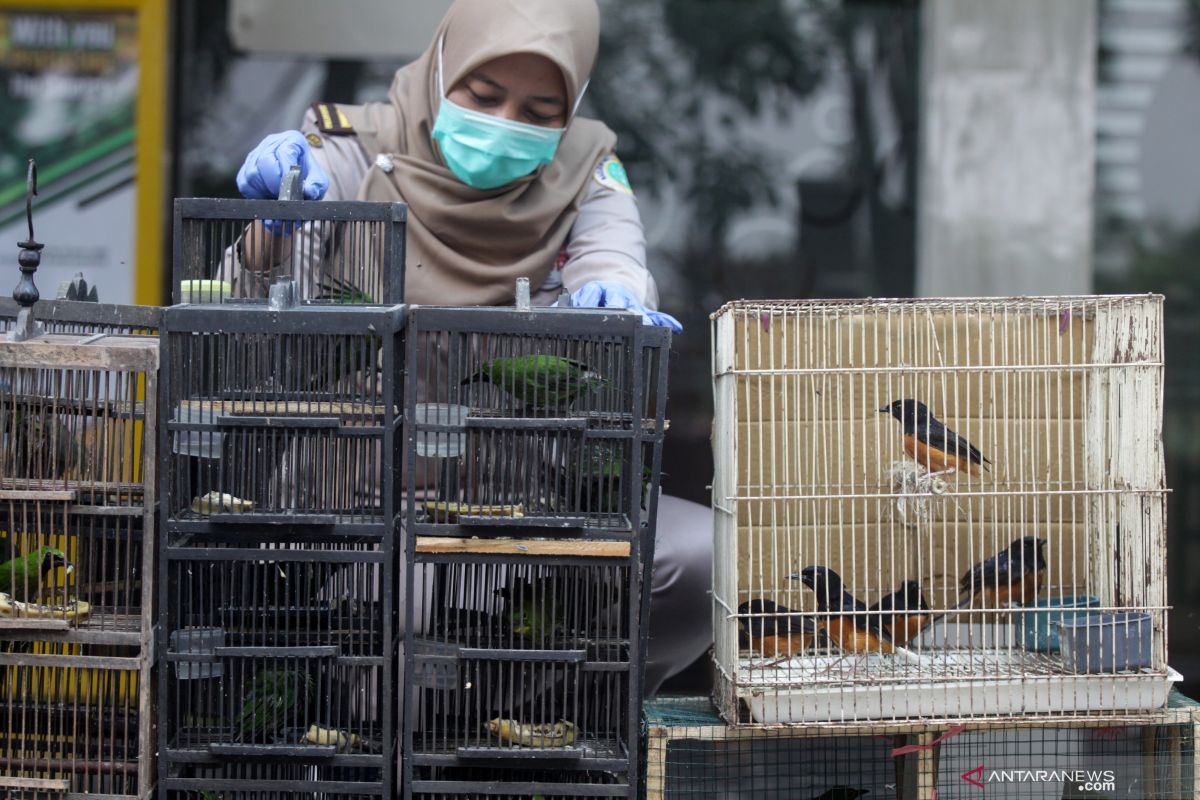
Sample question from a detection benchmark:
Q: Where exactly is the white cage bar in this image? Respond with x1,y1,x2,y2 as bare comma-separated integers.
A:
711,296,1174,726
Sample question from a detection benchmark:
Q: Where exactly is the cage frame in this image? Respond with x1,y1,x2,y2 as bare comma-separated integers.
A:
402,528,654,799
171,197,408,306
402,305,670,540
710,294,1172,727
158,302,406,534
0,327,159,800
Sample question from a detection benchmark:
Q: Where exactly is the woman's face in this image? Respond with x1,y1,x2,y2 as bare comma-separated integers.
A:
448,52,568,128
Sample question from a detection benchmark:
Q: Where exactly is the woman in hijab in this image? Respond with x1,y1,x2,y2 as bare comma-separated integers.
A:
234,0,710,696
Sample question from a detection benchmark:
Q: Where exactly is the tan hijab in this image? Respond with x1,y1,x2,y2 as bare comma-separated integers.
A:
344,0,617,306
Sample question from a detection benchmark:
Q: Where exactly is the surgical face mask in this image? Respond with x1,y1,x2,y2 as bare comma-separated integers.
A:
431,38,582,190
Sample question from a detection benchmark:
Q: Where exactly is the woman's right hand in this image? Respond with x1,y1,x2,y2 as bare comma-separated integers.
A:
236,131,330,201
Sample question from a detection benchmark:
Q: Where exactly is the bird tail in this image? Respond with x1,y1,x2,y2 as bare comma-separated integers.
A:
891,645,929,667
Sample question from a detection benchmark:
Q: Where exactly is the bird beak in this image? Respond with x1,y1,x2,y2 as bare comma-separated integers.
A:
785,573,802,581
878,406,888,414
64,565,74,575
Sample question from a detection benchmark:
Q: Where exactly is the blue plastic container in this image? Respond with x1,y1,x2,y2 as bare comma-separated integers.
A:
1019,595,1101,652
1055,612,1153,673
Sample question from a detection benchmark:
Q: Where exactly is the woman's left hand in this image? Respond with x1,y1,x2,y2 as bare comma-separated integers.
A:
570,281,683,333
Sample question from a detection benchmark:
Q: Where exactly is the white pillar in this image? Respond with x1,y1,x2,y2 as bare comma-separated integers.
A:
917,0,1097,296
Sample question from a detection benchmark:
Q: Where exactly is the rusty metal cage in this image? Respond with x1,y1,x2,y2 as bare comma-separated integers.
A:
160,304,405,531
172,198,407,305
0,326,159,800
711,296,1173,725
403,307,669,535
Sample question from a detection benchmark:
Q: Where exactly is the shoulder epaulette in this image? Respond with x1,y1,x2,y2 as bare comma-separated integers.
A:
311,102,354,135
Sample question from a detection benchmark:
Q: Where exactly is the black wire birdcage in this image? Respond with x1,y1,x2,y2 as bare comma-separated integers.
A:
158,759,387,800
403,306,670,535
172,198,407,306
401,511,656,798
159,303,405,531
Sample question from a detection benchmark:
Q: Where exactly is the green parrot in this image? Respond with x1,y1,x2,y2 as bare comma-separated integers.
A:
494,579,565,641
237,668,314,741
562,442,655,513
461,355,609,411
0,546,72,602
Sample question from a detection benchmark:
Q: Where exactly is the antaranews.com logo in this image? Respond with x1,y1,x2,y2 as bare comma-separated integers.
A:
961,766,1116,793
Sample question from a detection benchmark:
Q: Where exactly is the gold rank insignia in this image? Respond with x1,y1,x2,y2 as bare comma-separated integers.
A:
311,102,354,135
305,132,323,148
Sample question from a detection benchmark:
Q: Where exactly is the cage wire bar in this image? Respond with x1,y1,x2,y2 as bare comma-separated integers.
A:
0,327,159,800
402,307,670,799
643,696,1200,800
710,296,1173,726
172,198,407,305
157,301,404,797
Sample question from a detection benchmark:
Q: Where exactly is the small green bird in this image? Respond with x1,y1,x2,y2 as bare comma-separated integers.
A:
561,443,655,513
495,579,565,641
237,668,313,741
0,546,72,602
462,355,608,411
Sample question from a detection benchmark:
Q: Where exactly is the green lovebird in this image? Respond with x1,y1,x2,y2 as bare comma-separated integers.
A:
0,546,72,602
237,668,314,740
495,579,565,641
462,355,608,411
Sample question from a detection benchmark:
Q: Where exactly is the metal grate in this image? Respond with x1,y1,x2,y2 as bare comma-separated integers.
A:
643,696,1200,799
710,296,1172,725
404,307,669,534
172,198,407,305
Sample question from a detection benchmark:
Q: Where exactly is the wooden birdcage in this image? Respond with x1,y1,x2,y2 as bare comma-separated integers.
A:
710,296,1174,726
0,325,159,800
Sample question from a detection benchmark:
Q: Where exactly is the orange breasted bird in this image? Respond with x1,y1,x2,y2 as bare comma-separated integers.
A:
869,580,932,647
958,536,1047,609
738,599,818,658
880,399,991,477
793,566,896,655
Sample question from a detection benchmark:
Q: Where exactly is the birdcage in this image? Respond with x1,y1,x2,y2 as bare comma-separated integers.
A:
160,303,405,530
710,296,1175,725
643,695,1200,800
0,328,159,800
172,198,407,305
403,306,670,534
402,532,651,800
0,297,161,337
408,765,626,799
158,535,397,772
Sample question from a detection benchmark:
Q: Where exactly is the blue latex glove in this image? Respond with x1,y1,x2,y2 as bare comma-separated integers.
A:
570,280,683,333
236,130,330,201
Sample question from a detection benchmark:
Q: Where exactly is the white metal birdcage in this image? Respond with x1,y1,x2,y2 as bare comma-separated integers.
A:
710,296,1175,726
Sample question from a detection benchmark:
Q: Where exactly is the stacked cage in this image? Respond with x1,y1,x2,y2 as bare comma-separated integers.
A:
0,299,161,800
644,695,1200,799
711,296,1175,726
158,199,407,800
402,306,670,799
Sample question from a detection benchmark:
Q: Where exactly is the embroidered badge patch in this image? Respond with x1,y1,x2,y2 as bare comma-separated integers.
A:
593,155,633,195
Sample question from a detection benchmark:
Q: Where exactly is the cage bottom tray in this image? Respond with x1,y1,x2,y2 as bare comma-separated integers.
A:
736,650,1182,723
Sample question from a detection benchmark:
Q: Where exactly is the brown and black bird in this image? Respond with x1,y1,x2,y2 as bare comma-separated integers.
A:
958,536,1047,610
880,399,991,477
738,599,818,658
793,566,896,656
869,580,933,647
